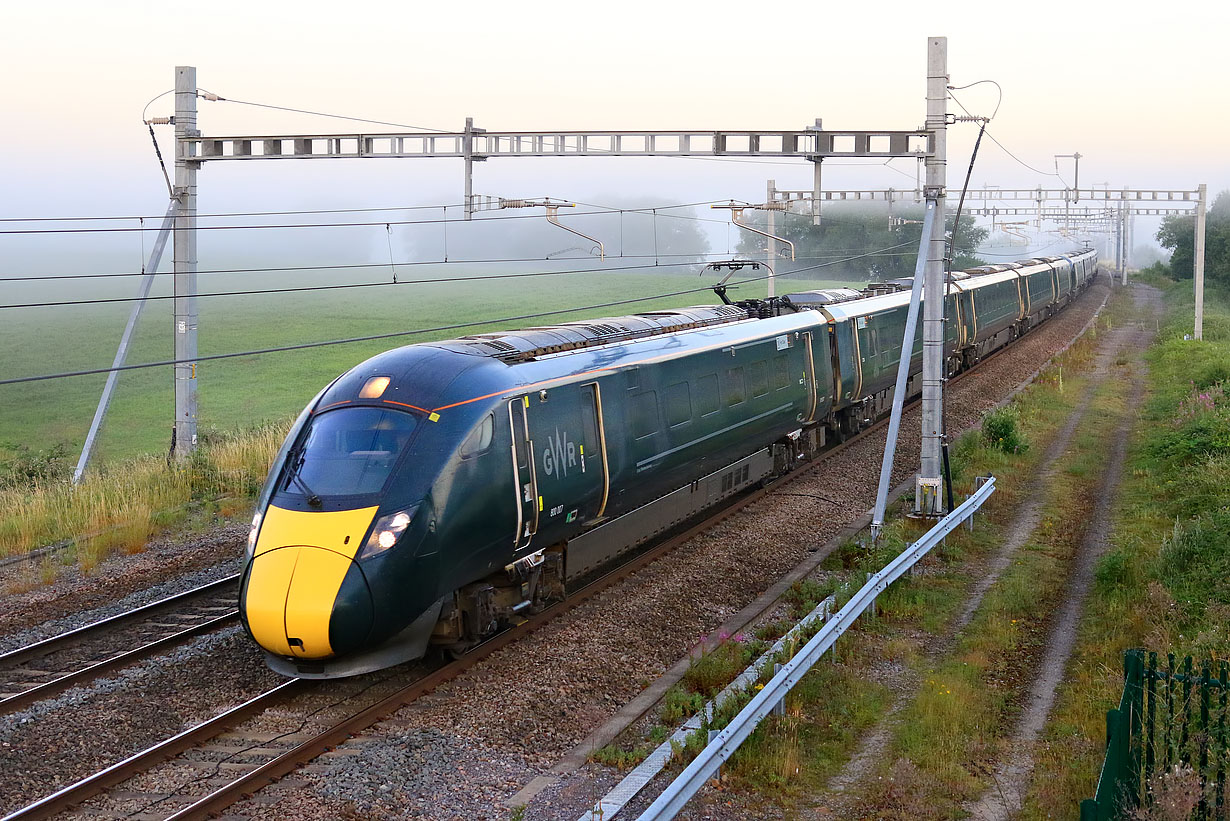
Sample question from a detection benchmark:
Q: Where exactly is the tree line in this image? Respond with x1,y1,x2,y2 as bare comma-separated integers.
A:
1153,190,1230,285
733,204,988,282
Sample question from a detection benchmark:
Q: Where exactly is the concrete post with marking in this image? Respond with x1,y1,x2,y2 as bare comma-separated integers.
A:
173,66,199,459
917,36,948,514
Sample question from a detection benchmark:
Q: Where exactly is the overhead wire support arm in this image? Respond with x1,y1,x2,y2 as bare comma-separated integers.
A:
711,202,795,261
496,198,604,259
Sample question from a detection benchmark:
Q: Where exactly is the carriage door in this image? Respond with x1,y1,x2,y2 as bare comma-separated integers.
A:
801,331,819,423
524,385,608,531
579,383,610,522
508,396,538,550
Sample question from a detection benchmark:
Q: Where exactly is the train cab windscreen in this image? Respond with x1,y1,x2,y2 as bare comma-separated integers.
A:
284,408,418,498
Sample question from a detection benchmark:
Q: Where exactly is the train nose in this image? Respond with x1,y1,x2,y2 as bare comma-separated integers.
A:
244,546,374,658
241,505,379,659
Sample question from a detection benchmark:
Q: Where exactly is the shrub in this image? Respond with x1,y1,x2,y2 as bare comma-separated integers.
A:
0,442,73,490
981,407,1028,454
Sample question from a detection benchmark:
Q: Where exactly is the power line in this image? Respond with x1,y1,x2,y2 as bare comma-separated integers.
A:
0,242,912,386
0,202,468,223
194,90,452,134
948,91,1062,182
0,197,726,225
0,260,699,310
0,250,917,310
0,202,735,236
0,244,910,285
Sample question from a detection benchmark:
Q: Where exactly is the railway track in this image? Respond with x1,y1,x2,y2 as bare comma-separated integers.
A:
3,282,1111,820
0,366,963,821
0,576,239,717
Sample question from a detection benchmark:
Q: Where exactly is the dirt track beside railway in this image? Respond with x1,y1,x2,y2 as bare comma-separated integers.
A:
964,284,1158,820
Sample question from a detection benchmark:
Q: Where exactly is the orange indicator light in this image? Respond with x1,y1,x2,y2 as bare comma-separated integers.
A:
360,376,391,398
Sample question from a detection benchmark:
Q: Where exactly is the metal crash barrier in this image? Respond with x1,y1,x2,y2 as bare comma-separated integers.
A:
635,475,996,821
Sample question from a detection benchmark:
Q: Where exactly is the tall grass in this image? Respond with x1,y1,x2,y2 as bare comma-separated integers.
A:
0,420,288,568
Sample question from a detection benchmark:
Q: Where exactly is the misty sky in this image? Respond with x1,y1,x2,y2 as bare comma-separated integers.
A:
3,0,1228,261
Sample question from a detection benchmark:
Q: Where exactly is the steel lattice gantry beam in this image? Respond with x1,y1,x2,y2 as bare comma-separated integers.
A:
962,205,1195,217
768,187,1203,206
183,128,934,162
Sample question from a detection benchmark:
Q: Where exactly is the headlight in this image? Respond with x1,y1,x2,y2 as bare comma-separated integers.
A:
357,508,415,560
246,511,263,559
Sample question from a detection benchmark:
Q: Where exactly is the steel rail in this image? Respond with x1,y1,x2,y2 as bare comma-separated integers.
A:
0,612,238,716
150,289,1071,819
3,490,791,821
0,678,308,821
2,281,1107,820
176,278,1105,821
0,574,239,668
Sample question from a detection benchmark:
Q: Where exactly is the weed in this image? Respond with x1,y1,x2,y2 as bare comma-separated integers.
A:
783,578,837,620
682,639,757,698
0,442,73,490
754,619,792,643
588,745,650,771
659,685,705,724
981,406,1028,454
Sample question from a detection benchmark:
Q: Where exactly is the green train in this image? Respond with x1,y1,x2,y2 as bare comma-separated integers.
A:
240,249,1098,678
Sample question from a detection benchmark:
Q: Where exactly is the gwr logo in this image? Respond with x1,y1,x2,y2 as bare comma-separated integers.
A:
542,427,578,478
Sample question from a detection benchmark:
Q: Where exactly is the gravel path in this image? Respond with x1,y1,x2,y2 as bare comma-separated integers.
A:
964,283,1158,820
811,282,1130,815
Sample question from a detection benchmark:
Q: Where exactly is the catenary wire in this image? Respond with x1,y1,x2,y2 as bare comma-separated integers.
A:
0,198,726,225
0,202,740,235
0,247,906,285
0,241,914,386
948,91,1063,182
1,251,918,310
193,90,453,134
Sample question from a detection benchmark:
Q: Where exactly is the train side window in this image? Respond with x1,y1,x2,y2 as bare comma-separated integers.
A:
630,390,658,439
696,374,719,416
749,363,769,398
665,381,691,427
772,357,790,391
625,367,640,390
724,366,745,405
459,413,494,458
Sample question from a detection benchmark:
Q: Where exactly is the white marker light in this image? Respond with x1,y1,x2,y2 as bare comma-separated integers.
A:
246,512,263,558
358,507,417,559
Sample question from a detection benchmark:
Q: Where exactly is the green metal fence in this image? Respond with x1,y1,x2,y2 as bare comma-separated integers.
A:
1082,649,1230,820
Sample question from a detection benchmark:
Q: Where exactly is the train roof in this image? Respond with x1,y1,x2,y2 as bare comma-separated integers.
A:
782,288,865,309
428,305,749,364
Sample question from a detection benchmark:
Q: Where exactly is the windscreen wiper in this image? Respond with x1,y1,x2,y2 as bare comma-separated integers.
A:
283,449,323,509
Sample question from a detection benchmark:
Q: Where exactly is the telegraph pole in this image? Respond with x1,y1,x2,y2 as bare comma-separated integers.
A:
917,36,948,515
766,179,777,297
173,66,199,459
1195,183,1207,340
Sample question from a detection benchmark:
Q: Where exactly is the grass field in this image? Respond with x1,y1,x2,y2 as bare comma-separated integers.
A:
0,263,864,468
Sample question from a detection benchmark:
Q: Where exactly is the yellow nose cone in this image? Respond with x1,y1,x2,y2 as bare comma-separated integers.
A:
243,505,377,658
